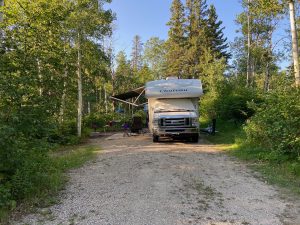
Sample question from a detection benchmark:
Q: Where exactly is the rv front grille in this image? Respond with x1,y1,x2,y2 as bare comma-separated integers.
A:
160,118,190,127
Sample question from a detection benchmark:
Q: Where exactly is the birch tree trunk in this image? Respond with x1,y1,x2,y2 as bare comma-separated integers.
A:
104,86,108,114
0,0,3,21
77,31,83,137
246,0,252,87
289,0,300,88
60,65,67,123
59,41,68,124
1,0,4,39
37,58,42,96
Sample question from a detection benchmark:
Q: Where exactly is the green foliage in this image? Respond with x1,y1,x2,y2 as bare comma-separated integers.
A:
53,146,96,172
165,0,186,77
0,184,13,208
83,112,131,131
201,65,260,122
48,120,81,145
0,0,113,221
131,35,143,71
0,137,96,221
201,118,244,145
215,83,259,121
10,150,58,200
244,88,300,157
207,5,231,60
143,37,167,79
0,133,57,211
134,110,147,125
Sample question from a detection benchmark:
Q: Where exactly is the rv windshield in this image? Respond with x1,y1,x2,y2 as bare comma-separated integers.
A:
155,109,194,112
153,99,196,113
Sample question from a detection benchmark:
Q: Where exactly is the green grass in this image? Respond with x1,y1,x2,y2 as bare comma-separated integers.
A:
53,146,97,171
203,119,300,195
0,145,98,224
200,118,244,145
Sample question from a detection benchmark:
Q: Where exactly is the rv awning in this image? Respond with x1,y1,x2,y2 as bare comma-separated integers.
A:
110,86,145,107
112,86,145,100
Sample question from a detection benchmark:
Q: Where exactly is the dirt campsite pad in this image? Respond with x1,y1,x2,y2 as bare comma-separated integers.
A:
15,134,300,225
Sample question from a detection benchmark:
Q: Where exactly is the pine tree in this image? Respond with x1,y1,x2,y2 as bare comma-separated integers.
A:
207,5,231,61
115,51,133,93
184,0,209,78
131,35,143,71
165,0,186,77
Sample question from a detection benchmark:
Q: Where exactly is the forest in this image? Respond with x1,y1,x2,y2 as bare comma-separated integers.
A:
0,0,299,221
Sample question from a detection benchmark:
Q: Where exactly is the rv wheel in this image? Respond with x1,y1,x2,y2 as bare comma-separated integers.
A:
153,135,159,142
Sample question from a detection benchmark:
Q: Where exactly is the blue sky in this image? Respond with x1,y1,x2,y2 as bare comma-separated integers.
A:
108,0,242,56
107,0,291,68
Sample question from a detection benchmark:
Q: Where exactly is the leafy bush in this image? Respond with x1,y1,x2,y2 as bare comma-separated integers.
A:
0,184,13,208
48,120,80,145
0,126,58,211
83,112,131,131
244,88,300,158
201,80,259,122
215,83,259,121
134,110,147,126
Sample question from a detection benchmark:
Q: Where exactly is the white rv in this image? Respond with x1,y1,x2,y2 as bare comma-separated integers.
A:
145,78,203,142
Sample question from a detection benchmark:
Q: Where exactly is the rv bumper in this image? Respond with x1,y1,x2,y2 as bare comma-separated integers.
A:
153,127,199,137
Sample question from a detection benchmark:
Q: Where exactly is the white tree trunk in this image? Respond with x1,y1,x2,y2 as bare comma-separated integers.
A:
60,65,67,123
104,86,108,114
37,58,42,96
0,0,3,22
289,0,300,88
246,0,252,87
77,31,83,137
88,101,91,114
1,1,4,45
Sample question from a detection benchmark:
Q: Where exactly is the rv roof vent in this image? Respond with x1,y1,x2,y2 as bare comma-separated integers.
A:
166,76,178,80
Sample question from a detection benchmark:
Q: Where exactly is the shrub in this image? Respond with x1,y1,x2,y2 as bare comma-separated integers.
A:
134,110,147,126
0,184,13,208
11,150,58,200
201,81,259,122
0,125,59,212
244,88,300,158
48,120,80,145
215,83,258,121
83,112,131,131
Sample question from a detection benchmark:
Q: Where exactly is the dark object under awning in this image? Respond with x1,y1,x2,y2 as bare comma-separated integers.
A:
110,86,145,107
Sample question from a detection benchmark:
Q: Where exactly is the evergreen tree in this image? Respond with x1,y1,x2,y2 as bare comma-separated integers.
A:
165,0,186,77
131,35,143,71
184,0,209,78
207,5,231,61
114,51,134,93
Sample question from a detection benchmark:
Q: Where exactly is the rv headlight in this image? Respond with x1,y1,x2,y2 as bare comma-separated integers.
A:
192,118,198,126
153,118,159,126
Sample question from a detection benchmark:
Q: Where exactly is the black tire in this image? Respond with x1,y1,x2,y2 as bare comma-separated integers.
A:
153,135,159,142
191,134,199,143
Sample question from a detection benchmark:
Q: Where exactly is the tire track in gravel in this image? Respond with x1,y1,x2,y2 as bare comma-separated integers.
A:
14,133,300,225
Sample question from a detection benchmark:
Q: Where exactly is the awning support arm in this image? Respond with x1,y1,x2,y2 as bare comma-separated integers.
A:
133,89,145,104
110,96,139,107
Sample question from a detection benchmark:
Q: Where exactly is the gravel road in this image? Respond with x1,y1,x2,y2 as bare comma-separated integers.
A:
15,133,300,225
